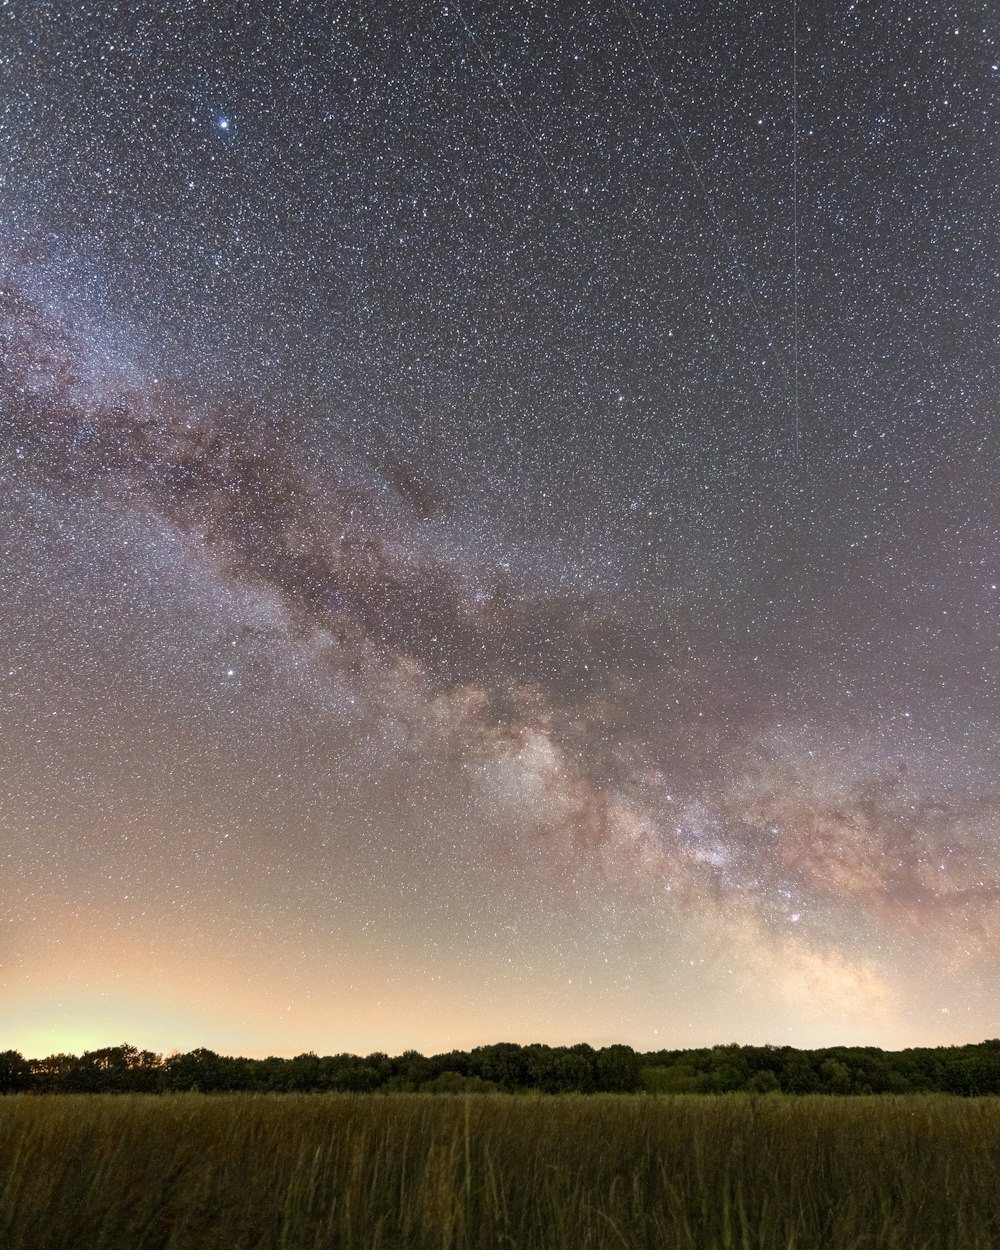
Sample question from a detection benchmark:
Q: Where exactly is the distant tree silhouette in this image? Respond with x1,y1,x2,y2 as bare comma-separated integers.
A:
0,1050,30,1093
7,1037,1000,1097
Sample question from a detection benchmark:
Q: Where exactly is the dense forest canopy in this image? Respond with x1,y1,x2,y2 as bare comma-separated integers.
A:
4,1039,1000,1096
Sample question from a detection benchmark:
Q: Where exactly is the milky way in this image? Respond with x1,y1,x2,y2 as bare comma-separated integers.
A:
1,0,998,1056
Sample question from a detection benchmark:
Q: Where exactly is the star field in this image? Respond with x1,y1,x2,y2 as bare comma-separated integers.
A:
1,0,998,1056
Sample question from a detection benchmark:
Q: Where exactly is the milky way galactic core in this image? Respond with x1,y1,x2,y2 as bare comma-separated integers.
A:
1,0,998,1056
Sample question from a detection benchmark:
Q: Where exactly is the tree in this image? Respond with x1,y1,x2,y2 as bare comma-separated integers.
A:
596,1045,642,1092
29,1053,78,1094
527,1046,595,1093
424,1071,497,1094
470,1043,531,1090
0,1050,30,1093
747,1070,780,1094
162,1048,224,1092
819,1059,852,1094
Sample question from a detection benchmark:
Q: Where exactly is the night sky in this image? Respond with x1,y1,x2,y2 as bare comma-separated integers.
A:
2,0,998,1058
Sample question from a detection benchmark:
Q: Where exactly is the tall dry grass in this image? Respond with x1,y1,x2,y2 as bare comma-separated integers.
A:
1,1092,998,1249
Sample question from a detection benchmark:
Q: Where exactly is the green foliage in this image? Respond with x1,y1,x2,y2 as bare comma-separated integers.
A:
747,1069,781,1094
0,1051,30,1093
11,1040,645,1095
424,1071,498,1094
2,1093,1000,1249
640,1039,1000,1097
9,1039,1000,1097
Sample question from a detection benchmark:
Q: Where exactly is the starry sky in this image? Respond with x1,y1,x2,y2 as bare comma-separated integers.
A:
1,0,998,1059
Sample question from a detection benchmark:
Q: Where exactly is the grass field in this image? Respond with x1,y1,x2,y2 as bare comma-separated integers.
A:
1,1092,999,1249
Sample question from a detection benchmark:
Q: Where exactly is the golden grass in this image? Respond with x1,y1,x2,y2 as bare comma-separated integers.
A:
1,1093,999,1249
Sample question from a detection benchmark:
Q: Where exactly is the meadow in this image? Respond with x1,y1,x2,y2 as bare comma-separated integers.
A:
1,1092,999,1249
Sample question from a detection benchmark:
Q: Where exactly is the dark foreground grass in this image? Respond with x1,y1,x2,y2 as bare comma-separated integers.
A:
1,1093,999,1250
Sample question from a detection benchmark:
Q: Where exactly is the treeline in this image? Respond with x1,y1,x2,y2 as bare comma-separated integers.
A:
0,1042,642,1095
3,1039,1000,1096
643,1040,1000,1096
